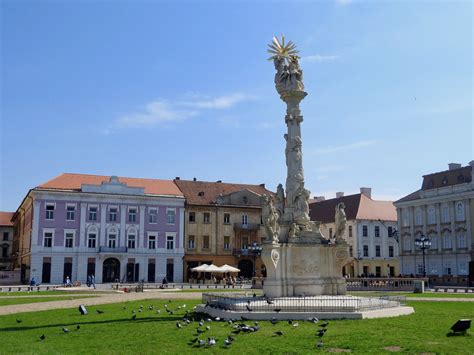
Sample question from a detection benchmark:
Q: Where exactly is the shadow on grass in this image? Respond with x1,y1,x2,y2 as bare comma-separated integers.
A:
0,315,184,332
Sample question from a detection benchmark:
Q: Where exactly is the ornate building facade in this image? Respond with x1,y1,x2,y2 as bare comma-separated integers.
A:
11,173,185,284
174,178,273,280
309,188,399,277
394,162,474,285
0,212,14,271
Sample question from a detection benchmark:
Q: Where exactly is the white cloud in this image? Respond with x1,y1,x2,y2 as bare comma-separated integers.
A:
314,140,377,154
116,100,198,128
179,93,254,109
112,92,254,130
301,54,340,63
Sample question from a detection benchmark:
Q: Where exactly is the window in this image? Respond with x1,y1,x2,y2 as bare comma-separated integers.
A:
388,227,393,238
459,262,468,275
87,233,96,248
65,232,74,248
429,263,438,275
108,233,117,248
403,236,411,251
457,234,467,248
329,228,333,239
2,246,7,257
202,235,210,249
44,232,53,247
442,235,452,249
431,235,438,249
375,226,380,238
166,235,174,250
66,205,75,221
167,209,175,224
45,204,55,220
189,212,195,223
402,210,409,227
224,213,230,224
242,214,248,225
203,212,210,223
188,235,195,249
388,246,394,257
3,232,9,241
241,235,249,249
444,262,452,275
348,226,353,238
148,235,156,249
363,245,369,257
349,246,353,257
149,208,157,223
109,207,118,222
362,225,368,237
427,207,436,225
224,236,230,250
415,210,422,226
128,208,137,223
456,203,465,221
417,263,424,275
88,206,97,221
441,206,449,223
375,245,381,257
128,233,136,249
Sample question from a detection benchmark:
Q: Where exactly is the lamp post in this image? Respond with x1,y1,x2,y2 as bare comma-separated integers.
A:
415,235,431,277
248,242,263,277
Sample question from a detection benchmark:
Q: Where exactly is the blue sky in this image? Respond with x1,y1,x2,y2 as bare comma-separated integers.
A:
1,0,472,211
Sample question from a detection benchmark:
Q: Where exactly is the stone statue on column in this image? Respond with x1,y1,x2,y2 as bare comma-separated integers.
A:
334,202,347,243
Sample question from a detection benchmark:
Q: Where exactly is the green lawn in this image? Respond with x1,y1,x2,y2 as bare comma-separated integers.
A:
0,296,98,307
0,299,473,354
0,291,109,297
348,291,474,298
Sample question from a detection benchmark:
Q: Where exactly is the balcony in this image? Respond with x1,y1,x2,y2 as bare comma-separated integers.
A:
99,246,128,253
233,223,261,231
233,248,262,256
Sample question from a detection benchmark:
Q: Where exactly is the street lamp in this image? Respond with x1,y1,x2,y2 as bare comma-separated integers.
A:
248,242,263,277
415,235,431,277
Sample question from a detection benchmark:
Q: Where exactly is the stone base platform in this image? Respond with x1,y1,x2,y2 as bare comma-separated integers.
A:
196,294,414,320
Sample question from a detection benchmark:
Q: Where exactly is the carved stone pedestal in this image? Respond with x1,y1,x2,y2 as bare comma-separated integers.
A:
261,241,351,297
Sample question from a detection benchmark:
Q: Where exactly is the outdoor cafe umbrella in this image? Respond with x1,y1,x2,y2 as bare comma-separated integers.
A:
202,264,225,273
190,264,209,272
220,264,240,273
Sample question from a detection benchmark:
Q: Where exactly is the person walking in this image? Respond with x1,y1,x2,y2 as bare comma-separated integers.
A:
91,274,96,289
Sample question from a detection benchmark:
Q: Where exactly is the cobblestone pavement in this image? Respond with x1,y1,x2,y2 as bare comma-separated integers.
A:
0,289,203,316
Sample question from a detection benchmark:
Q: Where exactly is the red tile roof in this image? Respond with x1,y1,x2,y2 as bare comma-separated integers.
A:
174,179,273,206
309,193,396,223
37,173,183,197
0,212,14,226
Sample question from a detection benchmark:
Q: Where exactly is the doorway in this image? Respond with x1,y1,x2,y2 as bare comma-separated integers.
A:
238,259,253,279
102,258,120,282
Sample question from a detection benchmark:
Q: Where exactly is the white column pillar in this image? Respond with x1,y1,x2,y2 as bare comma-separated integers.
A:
436,203,442,252
464,199,472,251
79,203,87,247
450,201,457,252
120,205,126,247
139,206,145,248
100,204,107,246
32,200,41,247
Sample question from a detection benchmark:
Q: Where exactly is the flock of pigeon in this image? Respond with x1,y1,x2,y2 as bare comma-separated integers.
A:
15,298,330,349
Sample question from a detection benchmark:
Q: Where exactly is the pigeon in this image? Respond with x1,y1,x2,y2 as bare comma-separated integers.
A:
197,328,206,334
132,310,136,314
176,322,182,329
273,331,284,336
96,310,104,314
189,338,199,345
274,308,282,313
198,339,206,347
156,310,161,314
271,318,279,325
316,340,324,348
132,314,137,320
206,325,211,331
247,299,251,305
168,299,172,303
224,338,232,346
288,320,293,325
319,322,329,328
199,321,204,327
149,305,154,310
39,334,45,341
253,292,257,298
292,323,299,328
76,325,80,330
62,327,70,333
16,319,22,324
254,321,259,326
208,337,216,346
164,304,168,308
266,298,274,305
317,329,326,337
228,320,233,325
246,305,253,312
309,317,319,324
123,306,127,310
139,305,144,309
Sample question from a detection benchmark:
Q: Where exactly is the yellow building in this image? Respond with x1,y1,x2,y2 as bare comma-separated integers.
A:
174,178,273,280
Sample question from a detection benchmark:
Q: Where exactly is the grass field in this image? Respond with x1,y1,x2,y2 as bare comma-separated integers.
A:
0,291,110,297
0,296,98,307
348,291,474,298
0,298,473,354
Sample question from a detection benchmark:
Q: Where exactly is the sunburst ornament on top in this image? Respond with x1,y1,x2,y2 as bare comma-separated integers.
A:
267,34,300,60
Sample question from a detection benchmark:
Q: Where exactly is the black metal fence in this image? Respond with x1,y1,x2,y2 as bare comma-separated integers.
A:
346,278,428,291
202,293,404,313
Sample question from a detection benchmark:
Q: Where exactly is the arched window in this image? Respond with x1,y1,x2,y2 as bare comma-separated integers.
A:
87,226,98,249
107,227,117,248
456,202,465,221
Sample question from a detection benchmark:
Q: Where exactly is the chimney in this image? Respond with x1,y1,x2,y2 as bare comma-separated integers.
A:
314,196,325,202
448,163,462,170
360,187,372,199
175,177,180,180
259,183,266,188
193,177,197,181
336,192,344,198
216,180,222,183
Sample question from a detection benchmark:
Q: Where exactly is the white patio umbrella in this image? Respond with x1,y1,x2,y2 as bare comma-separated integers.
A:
220,264,240,273
203,264,226,273
190,264,209,272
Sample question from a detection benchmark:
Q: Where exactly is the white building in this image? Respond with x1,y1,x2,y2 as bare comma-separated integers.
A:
310,188,399,277
394,162,474,286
